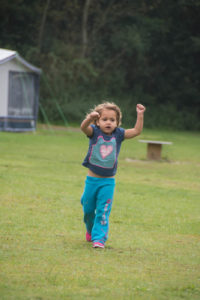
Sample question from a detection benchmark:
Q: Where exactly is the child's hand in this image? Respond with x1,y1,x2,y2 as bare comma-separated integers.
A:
89,111,100,120
136,104,146,114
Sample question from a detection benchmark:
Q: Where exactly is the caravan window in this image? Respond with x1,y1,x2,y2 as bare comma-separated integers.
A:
8,71,39,117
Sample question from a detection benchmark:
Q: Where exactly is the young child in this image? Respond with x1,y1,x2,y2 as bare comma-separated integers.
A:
80,102,145,248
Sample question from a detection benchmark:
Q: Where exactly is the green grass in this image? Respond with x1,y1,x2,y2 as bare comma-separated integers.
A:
0,126,200,300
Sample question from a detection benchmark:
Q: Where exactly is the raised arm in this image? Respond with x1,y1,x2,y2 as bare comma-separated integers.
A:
80,111,100,136
124,104,146,139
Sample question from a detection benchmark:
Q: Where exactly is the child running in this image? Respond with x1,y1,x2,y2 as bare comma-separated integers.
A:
80,102,145,248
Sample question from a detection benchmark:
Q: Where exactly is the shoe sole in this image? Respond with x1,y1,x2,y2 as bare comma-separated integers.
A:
93,244,104,249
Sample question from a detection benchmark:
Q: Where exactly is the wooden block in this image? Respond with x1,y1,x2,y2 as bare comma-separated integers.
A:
139,140,172,160
147,143,162,160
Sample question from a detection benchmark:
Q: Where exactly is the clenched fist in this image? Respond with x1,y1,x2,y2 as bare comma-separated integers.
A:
136,104,146,114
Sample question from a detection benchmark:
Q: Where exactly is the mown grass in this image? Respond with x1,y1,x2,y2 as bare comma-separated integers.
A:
0,126,200,300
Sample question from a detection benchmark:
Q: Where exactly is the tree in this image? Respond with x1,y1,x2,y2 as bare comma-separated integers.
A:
0,0,199,129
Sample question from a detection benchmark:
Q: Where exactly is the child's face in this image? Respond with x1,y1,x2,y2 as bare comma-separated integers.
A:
96,109,118,135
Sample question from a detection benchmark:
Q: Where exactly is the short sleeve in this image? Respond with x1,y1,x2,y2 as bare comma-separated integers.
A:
116,127,125,142
88,124,99,139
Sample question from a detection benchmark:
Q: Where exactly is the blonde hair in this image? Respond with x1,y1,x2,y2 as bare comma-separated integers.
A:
88,102,122,126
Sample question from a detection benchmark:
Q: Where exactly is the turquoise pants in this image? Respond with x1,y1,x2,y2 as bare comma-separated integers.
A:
81,176,115,244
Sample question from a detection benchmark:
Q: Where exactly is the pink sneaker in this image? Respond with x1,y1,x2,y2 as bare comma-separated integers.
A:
93,242,105,249
86,232,92,242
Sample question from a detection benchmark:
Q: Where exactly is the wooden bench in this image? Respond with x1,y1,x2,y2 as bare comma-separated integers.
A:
139,140,173,160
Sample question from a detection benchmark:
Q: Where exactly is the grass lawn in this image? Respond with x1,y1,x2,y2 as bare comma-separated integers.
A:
0,126,200,299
